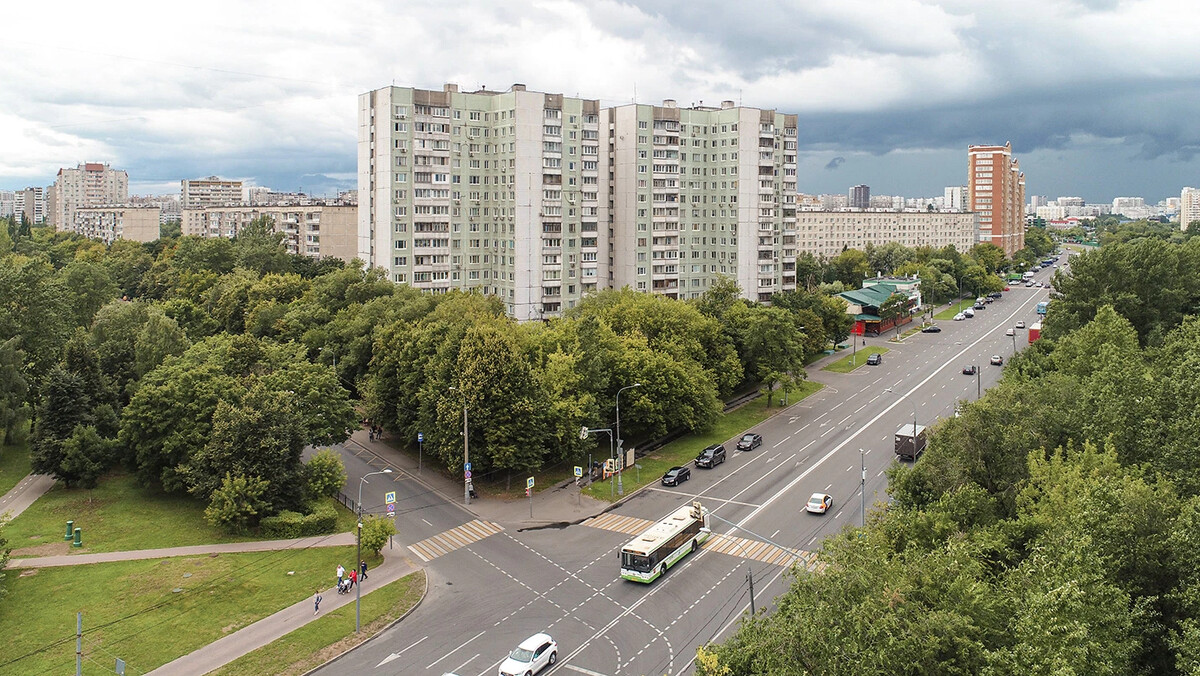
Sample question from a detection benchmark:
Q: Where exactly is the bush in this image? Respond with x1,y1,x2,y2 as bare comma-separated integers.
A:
204,473,270,535
305,448,347,499
259,501,339,538
360,514,396,555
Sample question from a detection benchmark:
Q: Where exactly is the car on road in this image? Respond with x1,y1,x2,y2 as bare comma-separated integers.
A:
736,433,763,451
661,466,691,486
1026,281,1035,287
963,308,975,318
1015,320,1025,328
1005,328,1015,336
498,633,557,676
866,353,882,365
921,324,941,333
806,493,833,514
962,365,977,375
695,444,726,468
990,355,1004,366
953,312,966,321
973,303,986,310
1003,286,1011,291
989,291,1003,299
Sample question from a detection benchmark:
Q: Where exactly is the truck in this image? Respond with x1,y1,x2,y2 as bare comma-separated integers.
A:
1037,301,1048,315
1029,321,1042,342
894,423,927,461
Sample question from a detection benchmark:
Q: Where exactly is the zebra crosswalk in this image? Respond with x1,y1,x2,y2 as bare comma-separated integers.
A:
408,519,504,562
585,510,824,571
582,512,656,535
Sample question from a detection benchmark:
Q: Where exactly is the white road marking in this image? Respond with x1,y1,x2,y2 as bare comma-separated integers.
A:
808,536,817,545
564,665,610,676
838,414,852,425
771,529,780,538
448,653,477,675
825,483,833,491
426,630,485,670
422,518,433,527
645,487,761,508
854,403,868,413
772,437,790,448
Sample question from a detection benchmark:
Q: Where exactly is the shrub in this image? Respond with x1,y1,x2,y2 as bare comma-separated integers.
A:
260,501,339,538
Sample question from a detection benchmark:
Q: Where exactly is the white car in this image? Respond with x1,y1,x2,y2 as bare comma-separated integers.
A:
953,312,966,321
499,633,557,676
806,493,833,514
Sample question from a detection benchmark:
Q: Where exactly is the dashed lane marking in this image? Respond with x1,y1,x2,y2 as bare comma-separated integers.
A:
704,532,823,570
407,519,504,562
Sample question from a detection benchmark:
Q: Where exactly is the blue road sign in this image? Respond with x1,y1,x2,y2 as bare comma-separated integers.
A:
465,462,472,471
384,491,396,505
418,432,424,443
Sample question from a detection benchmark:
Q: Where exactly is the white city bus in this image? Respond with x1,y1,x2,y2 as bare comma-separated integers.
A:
620,502,710,583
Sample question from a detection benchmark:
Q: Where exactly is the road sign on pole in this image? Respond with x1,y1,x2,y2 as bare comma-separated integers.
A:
418,432,424,443
386,504,395,515
384,491,396,505
573,466,583,478
526,476,535,489
464,470,472,479
465,462,472,472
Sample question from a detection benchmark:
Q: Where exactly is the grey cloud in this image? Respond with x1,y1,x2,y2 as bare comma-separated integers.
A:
824,157,845,170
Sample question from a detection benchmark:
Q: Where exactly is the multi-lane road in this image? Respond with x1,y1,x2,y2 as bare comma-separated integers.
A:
316,264,1057,676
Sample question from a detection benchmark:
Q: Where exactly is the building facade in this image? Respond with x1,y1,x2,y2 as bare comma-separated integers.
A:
181,176,244,210
72,206,160,243
13,187,46,224
944,185,967,212
52,163,128,229
849,184,870,209
1181,187,1200,231
793,210,978,259
182,203,357,261
967,143,1024,255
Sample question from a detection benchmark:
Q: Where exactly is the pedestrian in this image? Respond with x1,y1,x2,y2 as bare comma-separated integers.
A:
350,569,358,589
360,559,368,580
336,563,345,585
314,590,323,615
368,427,375,441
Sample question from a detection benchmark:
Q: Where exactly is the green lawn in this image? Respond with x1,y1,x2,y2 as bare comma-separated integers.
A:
209,570,426,676
0,442,31,499
5,473,354,555
934,298,973,320
583,383,824,502
821,346,888,373
1,546,375,676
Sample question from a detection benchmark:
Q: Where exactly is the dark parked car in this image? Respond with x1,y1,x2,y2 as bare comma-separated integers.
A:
973,303,986,310
866,353,882,365
736,433,763,451
661,466,691,486
963,365,977,375
695,444,726,468
920,324,941,333
988,291,1003,299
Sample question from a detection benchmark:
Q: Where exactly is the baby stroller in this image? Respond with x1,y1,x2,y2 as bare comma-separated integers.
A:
337,578,351,594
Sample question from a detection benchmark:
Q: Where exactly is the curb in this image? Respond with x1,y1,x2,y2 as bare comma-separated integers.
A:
300,567,429,676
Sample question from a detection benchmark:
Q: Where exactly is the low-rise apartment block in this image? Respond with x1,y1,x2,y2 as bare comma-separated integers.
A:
794,210,978,258
182,203,357,261
72,205,160,243
181,176,244,209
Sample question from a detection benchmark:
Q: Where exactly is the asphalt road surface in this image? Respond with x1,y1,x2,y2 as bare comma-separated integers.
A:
315,262,1059,676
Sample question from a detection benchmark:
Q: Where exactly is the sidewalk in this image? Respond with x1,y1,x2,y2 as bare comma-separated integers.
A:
0,473,55,521
144,545,421,676
6,532,358,569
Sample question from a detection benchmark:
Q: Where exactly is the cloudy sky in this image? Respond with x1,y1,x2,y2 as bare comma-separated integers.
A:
3,0,1198,203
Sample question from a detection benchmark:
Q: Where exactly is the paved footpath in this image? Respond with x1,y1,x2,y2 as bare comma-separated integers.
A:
6,532,359,569
0,473,56,521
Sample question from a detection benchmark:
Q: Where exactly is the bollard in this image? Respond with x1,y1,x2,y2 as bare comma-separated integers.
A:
65,520,74,541
72,527,82,548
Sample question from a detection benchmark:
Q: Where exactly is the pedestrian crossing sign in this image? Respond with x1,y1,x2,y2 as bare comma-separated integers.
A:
385,491,396,505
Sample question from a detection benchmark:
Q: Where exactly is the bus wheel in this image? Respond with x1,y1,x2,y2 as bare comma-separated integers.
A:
659,563,666,577
691,539,697,553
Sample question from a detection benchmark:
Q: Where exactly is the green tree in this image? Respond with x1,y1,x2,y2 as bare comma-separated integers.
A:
879,292,909,337
829,248,871,288
60,260,119,327
29,367,97,486
203,473,270,534
305,448,347,499
134,311,190,378
0,338,29,445
360,514,396,555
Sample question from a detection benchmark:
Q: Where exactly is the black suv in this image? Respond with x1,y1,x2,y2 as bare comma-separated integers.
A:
661,466,690,486
736,433,763,451
866,353,882,365
695,444,726,468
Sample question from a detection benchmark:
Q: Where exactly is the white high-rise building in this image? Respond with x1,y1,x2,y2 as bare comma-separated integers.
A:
181,176,243,209
944,186,967,211
1181,188,1200,231
52,162,128,229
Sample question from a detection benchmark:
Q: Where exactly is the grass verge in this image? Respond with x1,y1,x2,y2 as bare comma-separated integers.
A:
583,382,824,502
934,299,973,320
821,346,888,373
1,546,374,676
5,473,354,556
0,442,31,499
208,570,426,676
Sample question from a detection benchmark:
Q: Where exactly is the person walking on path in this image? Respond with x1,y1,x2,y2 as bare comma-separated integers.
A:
314,590,323,615
336,564,345,586
360,559,368,580
349,569,358,590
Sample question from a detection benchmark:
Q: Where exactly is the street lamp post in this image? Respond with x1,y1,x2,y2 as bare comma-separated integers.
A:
449,387,470,505
580,426,615,499
885,387,918,440
356,468,392,634
615,383,642,497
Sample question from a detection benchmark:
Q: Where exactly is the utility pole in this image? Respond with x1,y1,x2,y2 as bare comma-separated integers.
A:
747,566,756,615
976,367,982,399
860,449,866,527
462,404,470,505
76,612,82,676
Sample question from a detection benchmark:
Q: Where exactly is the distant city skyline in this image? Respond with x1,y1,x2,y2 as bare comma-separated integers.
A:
2,1,1198,204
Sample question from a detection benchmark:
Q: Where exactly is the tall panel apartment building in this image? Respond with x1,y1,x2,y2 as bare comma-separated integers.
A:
603,100,798,302
13,187,46,224
52,162,128,229
967,143,1025,255
1181,187,1200,231
849,184,870,209
358,84,799,317
181,176,244,209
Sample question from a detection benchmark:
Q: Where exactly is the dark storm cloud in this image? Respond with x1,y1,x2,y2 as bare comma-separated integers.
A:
824,157,845,170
